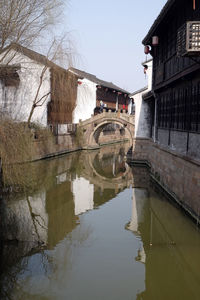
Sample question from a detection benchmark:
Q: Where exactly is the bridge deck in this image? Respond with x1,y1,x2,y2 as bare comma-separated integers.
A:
79,111,134,126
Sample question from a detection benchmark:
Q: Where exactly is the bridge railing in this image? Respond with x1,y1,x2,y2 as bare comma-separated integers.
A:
79,110,135,126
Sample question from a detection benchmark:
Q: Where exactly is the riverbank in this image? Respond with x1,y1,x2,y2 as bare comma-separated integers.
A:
32,134,131,161
128,138,200,224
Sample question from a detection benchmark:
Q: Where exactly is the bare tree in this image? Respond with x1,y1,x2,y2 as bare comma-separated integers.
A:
0,1,78,191
0,0,76,126
0,0,66,51
26,36,76,127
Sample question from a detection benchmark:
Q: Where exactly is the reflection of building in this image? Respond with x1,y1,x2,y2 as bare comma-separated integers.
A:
72,177,94,215
0,143,134,297
0,144,131,252
0,190,48,246
135,245,146,264
126,188,148,264
46,179,77,249
127,184,200,300
127,188,148,234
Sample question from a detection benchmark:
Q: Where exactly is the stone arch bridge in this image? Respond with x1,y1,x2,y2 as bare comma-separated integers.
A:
78,111,135,149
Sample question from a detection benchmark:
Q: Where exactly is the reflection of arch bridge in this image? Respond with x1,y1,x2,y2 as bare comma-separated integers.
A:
80,150,133,192
78,111,135,149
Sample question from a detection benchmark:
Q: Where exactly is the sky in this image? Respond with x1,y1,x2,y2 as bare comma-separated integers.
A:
64,0,167,93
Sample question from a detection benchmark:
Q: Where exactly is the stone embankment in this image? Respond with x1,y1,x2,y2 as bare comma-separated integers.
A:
33,111,135,160
129,138,200,223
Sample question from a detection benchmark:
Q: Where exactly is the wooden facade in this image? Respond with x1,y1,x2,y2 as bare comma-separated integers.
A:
48,69,78,124
143,0,200,135
96,86,129,112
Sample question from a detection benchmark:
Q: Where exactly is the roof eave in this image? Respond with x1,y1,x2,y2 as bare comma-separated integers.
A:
142,0,176,45
129,86,148,97
68,67,130,95
0,43,68,73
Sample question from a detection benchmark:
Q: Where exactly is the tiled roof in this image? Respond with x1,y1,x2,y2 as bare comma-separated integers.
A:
68,67,130,94
142,0,176,45
0,43,67,72
143,90,154,100
129,86,148,97
1,44,130,95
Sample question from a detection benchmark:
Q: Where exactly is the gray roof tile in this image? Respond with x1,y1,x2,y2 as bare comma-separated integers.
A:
69,67,130,94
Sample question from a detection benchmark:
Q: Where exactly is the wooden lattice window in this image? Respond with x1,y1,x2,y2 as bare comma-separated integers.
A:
157,85,200,133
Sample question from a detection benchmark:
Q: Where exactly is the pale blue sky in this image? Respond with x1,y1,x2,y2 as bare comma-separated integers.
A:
65,0,167,93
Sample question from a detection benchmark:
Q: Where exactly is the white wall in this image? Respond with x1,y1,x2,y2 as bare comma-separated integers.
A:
73,78,97,123
133,92,150,138
132,60,152,138
146,60,153,91
128,98,133,114
0,49,51,126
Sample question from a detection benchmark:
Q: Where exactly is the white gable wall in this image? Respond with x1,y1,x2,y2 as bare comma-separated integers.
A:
133,91,149,138
0,49,51,126
132,60,153,138
145,60,152,91
73,78,97,123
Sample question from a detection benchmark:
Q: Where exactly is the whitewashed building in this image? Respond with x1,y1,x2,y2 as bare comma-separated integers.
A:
0,44,131,132
56,67,131,134
130,59,153,138
0,44,53,126
68,68,131,118
0,43,78,129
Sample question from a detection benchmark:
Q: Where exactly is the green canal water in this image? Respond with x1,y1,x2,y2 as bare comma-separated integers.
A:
1,144,200,300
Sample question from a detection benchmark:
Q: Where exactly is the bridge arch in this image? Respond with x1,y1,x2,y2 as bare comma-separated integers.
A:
88,118,134,147
79,112,135,149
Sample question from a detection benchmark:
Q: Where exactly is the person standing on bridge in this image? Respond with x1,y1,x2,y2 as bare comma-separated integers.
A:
100,100,104,113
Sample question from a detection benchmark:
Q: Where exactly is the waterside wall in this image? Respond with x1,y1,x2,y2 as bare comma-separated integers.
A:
130,138,200,223
32,134,79,161
32,130,131,161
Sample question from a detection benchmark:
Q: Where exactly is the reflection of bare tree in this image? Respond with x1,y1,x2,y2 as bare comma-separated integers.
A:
0,145,133,299
0,191,48,247
49,222,93,277
0,221,93,299
0,242,30,299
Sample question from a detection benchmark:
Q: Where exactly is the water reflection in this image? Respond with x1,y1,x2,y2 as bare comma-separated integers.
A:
1,145,200,300
0,143,134,299
126,174,200,300
72,177,94,215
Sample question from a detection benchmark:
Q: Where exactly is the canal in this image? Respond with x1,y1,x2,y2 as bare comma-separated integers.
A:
1,143,200,300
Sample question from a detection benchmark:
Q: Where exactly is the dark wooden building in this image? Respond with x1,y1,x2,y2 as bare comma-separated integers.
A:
143,0,200,160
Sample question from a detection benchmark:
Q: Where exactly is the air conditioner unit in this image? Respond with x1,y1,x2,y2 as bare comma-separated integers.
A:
177,21,200,57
